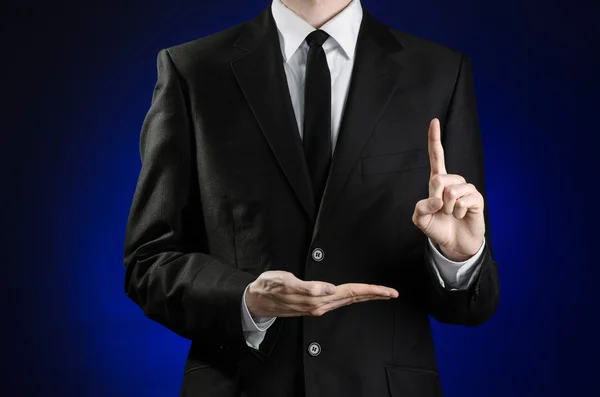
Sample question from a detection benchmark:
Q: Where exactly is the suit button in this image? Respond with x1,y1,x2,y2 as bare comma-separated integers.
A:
308,342,321,356
312,248,324,262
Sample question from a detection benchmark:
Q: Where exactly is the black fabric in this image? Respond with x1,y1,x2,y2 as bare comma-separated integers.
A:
303,29,332,207
123,4,500,397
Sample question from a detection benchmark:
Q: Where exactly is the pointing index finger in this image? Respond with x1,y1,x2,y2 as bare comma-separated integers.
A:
428,118,447,175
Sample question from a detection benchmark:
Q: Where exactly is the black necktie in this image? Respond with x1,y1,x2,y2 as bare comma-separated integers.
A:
303,30,332,207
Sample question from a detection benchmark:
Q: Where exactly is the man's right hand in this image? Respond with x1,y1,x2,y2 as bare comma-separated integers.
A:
245,271,399,317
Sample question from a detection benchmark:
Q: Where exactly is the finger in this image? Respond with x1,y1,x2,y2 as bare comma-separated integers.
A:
452,193,484,219
279,293,330,306
429,174,466,199
453,197,469,220
412,197,443,230
278,294,386,317
286,289,391,311
428,118,447,176
311,295,393,316
325,295,391,313
282,283,398,311
289,278,336,297
442,183,477,215
336,283,399,298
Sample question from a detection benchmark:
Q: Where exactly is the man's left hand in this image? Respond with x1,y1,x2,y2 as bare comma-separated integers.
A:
412,118,485,262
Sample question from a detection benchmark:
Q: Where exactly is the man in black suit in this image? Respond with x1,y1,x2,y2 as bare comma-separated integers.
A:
123,0,500,396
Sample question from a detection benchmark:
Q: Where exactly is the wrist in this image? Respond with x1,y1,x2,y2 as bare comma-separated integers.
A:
245,281,261,317
438,244,476,262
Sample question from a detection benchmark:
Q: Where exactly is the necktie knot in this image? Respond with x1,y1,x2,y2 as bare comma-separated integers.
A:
305,30,329,47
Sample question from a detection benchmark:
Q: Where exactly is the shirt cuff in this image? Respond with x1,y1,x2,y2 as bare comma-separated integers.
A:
241,284,277,349
427,237,485,290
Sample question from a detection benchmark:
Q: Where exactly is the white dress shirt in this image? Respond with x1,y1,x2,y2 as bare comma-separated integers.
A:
240,0,486,350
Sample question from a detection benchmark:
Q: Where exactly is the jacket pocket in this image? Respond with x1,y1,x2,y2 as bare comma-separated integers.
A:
181,364,239,397
384,365,442,397
361,150,429,175
183,363,212,375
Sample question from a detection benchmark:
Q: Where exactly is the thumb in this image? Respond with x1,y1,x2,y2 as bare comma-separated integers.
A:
294,279,337,296
412,197,443,229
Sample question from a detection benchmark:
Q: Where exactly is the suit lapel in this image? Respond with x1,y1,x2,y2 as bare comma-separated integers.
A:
312,10,405,241
230,6,406,232
231,7,317,222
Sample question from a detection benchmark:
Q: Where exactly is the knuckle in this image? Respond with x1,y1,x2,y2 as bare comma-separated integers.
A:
279,271,292,281
430,174,442,187
262,279,277,292
272,273,285,285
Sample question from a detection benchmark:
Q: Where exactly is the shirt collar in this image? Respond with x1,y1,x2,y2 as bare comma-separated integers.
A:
271,0,363,62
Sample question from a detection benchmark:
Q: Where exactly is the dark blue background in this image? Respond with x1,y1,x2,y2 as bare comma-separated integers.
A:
4,0,599,396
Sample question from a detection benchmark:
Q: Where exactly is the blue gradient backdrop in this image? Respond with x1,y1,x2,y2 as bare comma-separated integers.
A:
4,0,599,396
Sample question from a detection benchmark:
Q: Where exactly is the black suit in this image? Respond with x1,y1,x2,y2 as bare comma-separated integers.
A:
124,4,500,397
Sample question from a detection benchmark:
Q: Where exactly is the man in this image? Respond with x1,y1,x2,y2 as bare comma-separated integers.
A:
123,0,500,396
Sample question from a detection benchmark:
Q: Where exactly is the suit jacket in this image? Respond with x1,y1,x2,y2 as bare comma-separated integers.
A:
123,4,500,397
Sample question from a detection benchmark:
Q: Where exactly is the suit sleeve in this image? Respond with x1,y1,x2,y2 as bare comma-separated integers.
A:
123,49,256,347
423,53,500,326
